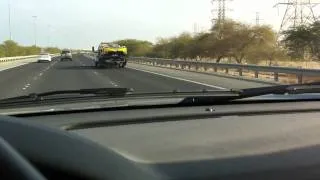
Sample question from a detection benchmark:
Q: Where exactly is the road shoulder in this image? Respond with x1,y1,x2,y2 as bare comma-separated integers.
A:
127,63,271,89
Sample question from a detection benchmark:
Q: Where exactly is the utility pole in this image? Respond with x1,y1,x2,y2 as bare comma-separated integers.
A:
274,0,320,33
32,16,37,46
47,25,51,47
8,0,12,40
193,23,199,34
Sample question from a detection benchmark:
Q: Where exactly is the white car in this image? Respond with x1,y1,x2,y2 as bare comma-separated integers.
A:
38,53,52,63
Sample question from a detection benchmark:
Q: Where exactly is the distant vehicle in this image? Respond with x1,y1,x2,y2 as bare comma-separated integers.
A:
37,53,52,63
94,42,127,68
60,49,72,61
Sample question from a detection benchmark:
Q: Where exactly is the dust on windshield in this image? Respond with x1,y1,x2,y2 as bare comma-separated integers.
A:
0,0,320,99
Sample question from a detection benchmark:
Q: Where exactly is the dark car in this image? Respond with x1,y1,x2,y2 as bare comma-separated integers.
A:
60,50,72,61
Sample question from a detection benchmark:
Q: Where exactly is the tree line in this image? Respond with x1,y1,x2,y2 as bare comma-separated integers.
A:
0,40,61,58
282,21,320,60
115,20,320,64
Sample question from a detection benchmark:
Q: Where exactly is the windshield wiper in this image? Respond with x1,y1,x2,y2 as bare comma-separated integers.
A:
179,82,320,105
238,82,320,98
0,88,134,103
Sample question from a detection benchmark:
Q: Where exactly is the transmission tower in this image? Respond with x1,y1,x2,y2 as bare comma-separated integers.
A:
211,0,232,26
274,0,320,32
255,12,264,26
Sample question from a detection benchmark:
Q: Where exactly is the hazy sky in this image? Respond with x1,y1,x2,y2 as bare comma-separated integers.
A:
0,0,318,49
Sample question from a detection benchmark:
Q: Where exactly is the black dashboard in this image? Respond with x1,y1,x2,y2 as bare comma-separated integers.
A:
1,100,320,180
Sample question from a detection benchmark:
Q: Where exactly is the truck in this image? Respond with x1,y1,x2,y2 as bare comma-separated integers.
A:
94,42,127,68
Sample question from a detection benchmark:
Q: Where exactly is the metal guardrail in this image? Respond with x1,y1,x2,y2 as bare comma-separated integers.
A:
0,55,39,63
129,57,320,84
0,54,60,63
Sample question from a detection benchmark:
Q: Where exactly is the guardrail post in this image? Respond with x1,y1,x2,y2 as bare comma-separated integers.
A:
225,68,229,74
274,72,279,82
238,68,243,76
255,71,259,78
214,67,218,72
195,65,199,71
297,74,303,84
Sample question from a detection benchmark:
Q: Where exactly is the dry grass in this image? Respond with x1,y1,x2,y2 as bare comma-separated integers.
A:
258,60,320,69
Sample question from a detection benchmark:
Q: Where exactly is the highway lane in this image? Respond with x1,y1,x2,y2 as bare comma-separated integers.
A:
0,54,221,99
0,54,272,100
0,61,54,99
76,55,217,92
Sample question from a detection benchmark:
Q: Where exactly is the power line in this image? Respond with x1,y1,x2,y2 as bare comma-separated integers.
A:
274,0,320,33
254,12,264,26
255,12,261,25
211,0,233,26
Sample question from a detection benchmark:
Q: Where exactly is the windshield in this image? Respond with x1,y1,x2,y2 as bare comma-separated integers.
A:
0,0,320,101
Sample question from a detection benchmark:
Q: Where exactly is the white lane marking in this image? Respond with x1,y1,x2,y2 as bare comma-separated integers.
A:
110,81,119,87
78,61,86,66
39,73,43,76
128,67,226,90
22,84,30,90
93,71,98,75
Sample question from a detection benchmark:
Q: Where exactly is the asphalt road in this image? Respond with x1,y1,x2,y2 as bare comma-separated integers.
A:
0,54,230,99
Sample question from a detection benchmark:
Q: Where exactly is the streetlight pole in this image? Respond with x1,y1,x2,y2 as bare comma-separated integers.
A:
8,0,12,40
32,15,37,46
47,25,51,47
